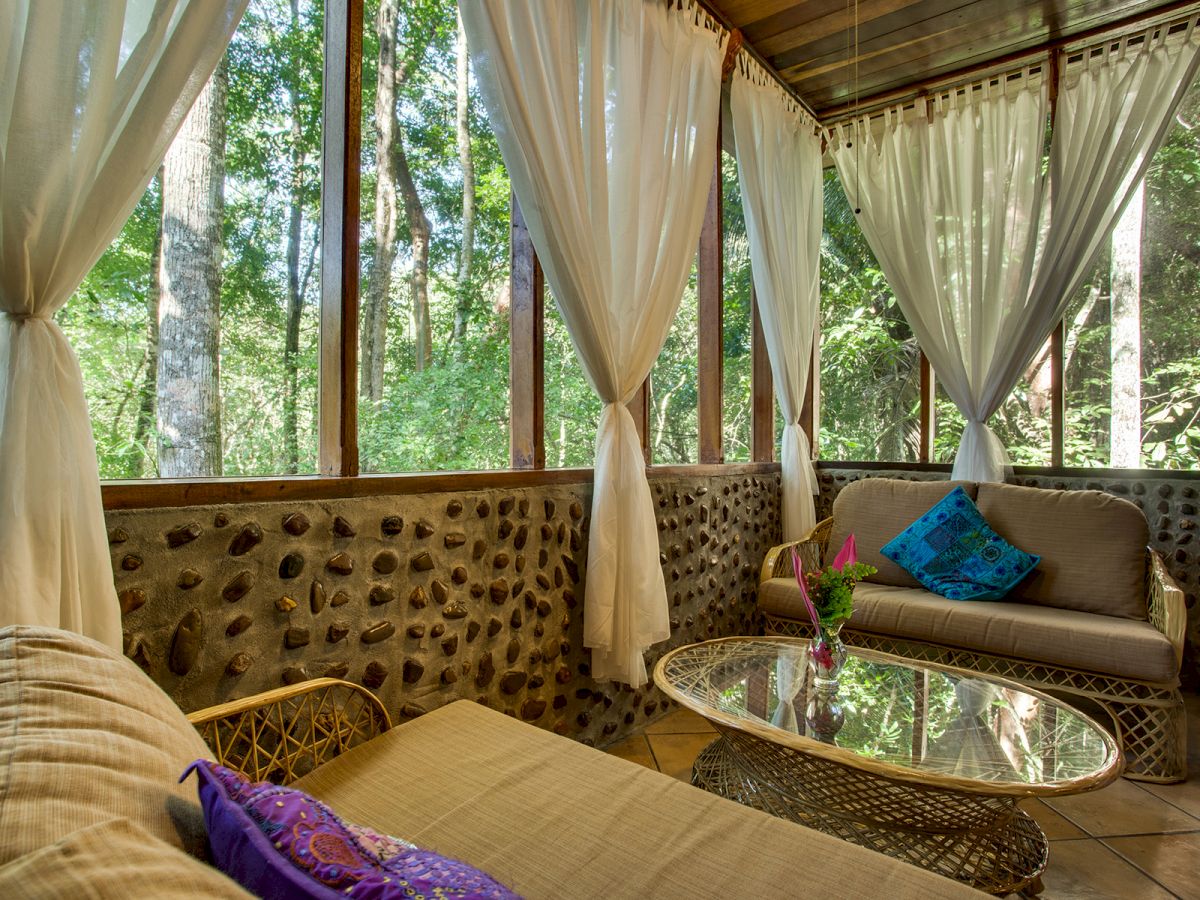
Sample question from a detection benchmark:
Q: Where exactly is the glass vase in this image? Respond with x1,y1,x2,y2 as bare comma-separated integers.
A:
806,620,847,743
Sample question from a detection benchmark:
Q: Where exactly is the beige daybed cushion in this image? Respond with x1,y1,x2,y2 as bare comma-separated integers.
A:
975,482,1149,620
0,625,213,863
294,699,979,900
827,478,979,589
0,818,252,899
760,580,1177,683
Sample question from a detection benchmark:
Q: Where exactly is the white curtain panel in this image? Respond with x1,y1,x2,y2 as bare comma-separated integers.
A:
829,76,1049,482
730,67,821,540
0,0,247,646
461,0,721,686
1015,22,1200,376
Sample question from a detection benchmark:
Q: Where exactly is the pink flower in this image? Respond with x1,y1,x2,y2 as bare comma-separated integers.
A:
831,533,858,573
790,545,822,632
812,640,834,671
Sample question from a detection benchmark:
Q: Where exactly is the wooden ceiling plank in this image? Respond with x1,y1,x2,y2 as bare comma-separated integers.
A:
794,0,1165,110
755,0,930,57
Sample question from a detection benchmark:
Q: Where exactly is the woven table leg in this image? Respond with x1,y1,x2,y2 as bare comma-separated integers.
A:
692,734,1048,896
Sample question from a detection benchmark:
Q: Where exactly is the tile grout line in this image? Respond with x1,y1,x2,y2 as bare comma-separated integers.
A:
1126,778,1200,824
644,734,662,773
1098,836,1187,900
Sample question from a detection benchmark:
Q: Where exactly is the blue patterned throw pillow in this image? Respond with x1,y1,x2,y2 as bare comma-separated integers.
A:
880,486,1039,601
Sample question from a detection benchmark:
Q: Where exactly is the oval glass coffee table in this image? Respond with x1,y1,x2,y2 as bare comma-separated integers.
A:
653,637,1121,896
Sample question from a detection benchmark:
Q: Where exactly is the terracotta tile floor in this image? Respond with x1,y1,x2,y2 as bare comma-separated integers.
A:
605,695,1200,898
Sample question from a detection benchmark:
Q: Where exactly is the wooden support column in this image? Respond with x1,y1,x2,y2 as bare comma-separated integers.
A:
509,195,545,469
919,351,936,463
799,330,818,454
750,288,775,462
318,0,362,477
698,136,723,464
628,379,651,464
1051,320,1065,467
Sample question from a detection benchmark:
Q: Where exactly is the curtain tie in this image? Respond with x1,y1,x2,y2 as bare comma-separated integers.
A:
4,311,49,322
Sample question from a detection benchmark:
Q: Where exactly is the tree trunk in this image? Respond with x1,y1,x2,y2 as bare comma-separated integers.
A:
397,136,432,371
452,10,475,347
127,173,163,478
360,0,401,404
157,63,226,477
282,0,305,473
1110,181,1143,468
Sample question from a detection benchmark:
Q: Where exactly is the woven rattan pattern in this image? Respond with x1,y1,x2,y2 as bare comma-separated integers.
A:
761,521,1188,784
188,678,392,784
692,734,1047,895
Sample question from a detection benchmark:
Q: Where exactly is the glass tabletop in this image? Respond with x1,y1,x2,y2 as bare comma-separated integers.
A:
655,637,1121,791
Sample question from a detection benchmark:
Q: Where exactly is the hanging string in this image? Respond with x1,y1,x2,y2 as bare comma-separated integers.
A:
853,0,861,215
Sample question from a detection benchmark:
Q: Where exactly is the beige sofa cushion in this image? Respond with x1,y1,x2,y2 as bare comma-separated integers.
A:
976,482,1148,620
760,579,1177,683
828,479,979,588
295,700,977,900
0,625,212,864
0,818,251,899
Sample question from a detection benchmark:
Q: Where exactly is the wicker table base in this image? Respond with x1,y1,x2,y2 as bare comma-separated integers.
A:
692,732,1049,896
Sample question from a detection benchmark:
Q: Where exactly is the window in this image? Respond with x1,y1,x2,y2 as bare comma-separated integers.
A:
543,295,601,468
356,0,511,472
64,0,324,478
649,259,700,464
819,168,920,462
1064,75,1200,470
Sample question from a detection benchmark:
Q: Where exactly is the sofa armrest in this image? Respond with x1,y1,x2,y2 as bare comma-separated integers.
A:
187,678,392,785
759,517,834,583
1148,550,1187,670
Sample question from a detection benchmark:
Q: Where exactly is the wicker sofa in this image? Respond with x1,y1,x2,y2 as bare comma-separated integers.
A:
759,478,1188,783
0,625,979,899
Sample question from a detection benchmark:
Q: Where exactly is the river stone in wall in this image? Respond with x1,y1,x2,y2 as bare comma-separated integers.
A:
106,472,781,748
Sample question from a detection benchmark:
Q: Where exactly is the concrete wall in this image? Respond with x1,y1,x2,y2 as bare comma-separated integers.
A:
107,471,781,746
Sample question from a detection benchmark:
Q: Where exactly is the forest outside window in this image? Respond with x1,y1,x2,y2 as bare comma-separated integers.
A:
66,0,323,479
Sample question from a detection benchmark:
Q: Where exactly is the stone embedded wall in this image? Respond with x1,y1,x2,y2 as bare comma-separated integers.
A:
107,471,780,747
816,465,1200,689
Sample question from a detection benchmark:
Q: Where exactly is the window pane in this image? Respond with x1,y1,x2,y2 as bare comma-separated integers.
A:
63,0,323,478
819,168,919,461
544,297,601,468
1065,76,1200,470
649,259,699,464
357,0,510,472
722,151,753,462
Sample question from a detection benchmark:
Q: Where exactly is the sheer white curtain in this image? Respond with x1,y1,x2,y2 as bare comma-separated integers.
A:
829,75,1049,482
730,65,821,540
1013,22,1200,375
0,0,247,646
461,1,721,686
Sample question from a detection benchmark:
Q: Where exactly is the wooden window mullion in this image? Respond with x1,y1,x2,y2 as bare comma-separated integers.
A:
750,287,774,462
317,0,363,477
1051,320,1065,467
919,351,935,463
509,195,545,469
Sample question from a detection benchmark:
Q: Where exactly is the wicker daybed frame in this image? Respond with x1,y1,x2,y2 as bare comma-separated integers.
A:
761,518,1189,784
188,677,392,784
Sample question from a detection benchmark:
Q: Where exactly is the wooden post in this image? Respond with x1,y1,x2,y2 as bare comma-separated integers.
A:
919,351,936,463
318,0,362,477
750,288,775,462
698,136,723,464
628,379,651,465
799,330,818,453
509,195,545,469
1051,320,1065,467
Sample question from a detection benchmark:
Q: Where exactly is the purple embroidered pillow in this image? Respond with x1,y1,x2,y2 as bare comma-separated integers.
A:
182,760,520,900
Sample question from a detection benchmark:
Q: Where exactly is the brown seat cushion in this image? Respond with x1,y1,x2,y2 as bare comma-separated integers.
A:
827,478,979,588
0,625,213,864
294,700,978,900
975,483,1149,620
759,579,1177,683
0,818,252,899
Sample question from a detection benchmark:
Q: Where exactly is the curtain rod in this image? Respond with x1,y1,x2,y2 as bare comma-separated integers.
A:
818,0,1200,125
692,0,821,123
